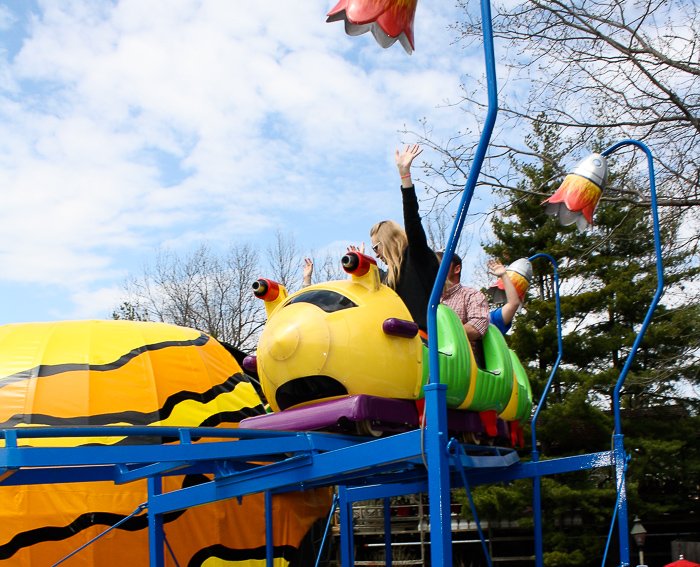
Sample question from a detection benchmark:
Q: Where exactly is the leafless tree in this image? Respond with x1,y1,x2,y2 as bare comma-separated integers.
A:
119,243,266,352
413,0,699,244
424,207,479,258
265,232,352,289
212,243,267,350
266,229,300,291
142,245,209,328
114,232,355,351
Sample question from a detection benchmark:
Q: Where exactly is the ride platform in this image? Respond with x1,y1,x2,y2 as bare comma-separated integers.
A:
0,410,617,567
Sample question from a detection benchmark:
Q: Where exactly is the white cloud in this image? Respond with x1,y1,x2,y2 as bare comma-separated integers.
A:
64,283,126,320
0,0,477,321
0,6,15,32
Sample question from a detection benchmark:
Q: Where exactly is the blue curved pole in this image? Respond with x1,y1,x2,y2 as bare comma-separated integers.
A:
526,253,562,567
603,141,663,434
527,253,563,449
423,1,498,566
600,140,663,567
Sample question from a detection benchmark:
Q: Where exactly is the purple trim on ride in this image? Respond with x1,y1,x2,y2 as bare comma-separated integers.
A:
242,355,257,373
382,318,419,338
239,394,509,439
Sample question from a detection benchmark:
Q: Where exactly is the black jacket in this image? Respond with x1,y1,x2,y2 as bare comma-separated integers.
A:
391,186,440,332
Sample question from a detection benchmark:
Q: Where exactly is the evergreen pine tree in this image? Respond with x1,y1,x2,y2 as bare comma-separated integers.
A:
458,120,700,567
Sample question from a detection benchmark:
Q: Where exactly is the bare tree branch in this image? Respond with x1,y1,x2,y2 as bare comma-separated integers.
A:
429,0,700,215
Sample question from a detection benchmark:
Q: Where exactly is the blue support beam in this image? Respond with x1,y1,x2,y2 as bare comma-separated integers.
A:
315,493,338,567
466,451,613,485
344,480,432,503
148,476,165,567
0,432,351,470
265,492,274,567
0,426,619,567
343,450,613,505
527,253,563,567
339,486,354,567
0,465,115,485
384,497,393,567
148,430,424,515
116,461,190,484
424,384,453,566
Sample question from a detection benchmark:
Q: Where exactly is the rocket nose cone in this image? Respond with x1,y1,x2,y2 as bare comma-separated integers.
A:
506,258,533,283
572,153,608,188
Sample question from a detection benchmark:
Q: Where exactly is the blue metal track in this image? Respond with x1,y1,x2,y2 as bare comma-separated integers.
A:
0,424,618,566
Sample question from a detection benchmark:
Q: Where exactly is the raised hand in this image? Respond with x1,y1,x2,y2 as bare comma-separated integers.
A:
302,258,314,286
487,259,506,277
395,144,423,175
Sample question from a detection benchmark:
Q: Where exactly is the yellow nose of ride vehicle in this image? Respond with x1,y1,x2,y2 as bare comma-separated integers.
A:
256,253,424,412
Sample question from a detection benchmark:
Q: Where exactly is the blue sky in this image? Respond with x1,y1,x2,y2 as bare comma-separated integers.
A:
0,0,495,324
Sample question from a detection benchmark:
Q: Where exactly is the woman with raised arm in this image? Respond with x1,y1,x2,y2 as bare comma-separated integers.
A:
369,145,440,333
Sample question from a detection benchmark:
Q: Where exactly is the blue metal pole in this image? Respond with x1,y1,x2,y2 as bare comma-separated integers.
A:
614,433,629,567
148,476,165,567
424,0,498,563
424,382,451,566
164,534,182,567
602,141,663,435
265,492,274,567
527,253,563,567
601,140,663,567
338,486,354,567
384,497,393,567
51,502,147,567
314,494,339,567
448,439,494,567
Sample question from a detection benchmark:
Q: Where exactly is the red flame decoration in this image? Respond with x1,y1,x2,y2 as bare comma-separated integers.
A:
327,0,419,54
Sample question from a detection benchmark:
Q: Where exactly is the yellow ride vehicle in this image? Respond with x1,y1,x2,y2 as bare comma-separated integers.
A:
250,252,532,446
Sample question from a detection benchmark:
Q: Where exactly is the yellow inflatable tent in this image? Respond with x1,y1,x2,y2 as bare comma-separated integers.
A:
0,320,331,566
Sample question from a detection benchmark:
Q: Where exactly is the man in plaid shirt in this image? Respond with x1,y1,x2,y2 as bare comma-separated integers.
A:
436,252,490,368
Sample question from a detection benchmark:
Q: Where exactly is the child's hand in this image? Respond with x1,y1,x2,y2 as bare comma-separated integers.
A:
302,258,314,285
487,259,506,277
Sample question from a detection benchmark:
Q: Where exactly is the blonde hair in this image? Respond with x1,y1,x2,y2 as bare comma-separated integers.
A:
370,220,407,289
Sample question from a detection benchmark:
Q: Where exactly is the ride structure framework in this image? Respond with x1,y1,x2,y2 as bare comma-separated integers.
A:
0,1,663,566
